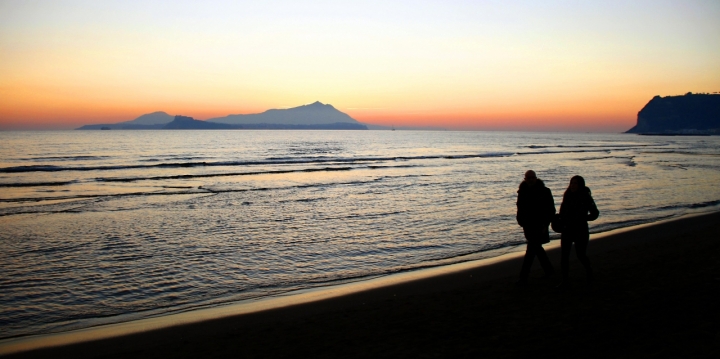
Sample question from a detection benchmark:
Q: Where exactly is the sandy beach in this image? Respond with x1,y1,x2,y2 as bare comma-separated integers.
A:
4,211,720,358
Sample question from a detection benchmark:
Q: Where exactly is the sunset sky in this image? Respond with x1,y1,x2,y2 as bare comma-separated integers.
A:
1,0,719,131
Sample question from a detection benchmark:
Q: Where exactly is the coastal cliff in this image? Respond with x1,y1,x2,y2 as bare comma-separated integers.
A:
626,93,720,135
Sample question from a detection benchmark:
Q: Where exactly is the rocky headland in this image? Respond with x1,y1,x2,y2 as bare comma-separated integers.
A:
626,93,720,135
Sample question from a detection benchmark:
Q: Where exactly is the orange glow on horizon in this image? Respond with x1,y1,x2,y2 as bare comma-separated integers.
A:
0,81,648,132
353,113,634,132
2,2,718,131
1,82,642,132
0,105,636,132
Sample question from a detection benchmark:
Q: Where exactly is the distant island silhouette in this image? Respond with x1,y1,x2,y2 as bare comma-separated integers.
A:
76,102,368,130
208,101,361,126
626,93,720,135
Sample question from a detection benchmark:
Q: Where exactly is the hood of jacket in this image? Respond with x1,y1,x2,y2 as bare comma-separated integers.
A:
518,178,546,192
564,186,591,198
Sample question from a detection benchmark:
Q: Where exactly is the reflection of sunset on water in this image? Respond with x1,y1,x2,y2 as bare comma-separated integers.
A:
2,130,720,340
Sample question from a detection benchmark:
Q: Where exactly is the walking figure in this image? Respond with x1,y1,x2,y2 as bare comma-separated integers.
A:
516,170,556,284
557,175,599,288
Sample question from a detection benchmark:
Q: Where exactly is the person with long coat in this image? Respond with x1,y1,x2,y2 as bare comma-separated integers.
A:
557,175,599,288
515,170,556,284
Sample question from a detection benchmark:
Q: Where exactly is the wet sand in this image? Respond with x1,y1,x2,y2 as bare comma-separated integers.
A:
5,211,720,358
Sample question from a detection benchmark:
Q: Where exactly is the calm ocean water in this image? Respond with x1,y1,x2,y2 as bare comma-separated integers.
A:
1,130,720,339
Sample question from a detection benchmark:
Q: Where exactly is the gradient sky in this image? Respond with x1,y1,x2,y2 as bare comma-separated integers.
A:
1,0,719,131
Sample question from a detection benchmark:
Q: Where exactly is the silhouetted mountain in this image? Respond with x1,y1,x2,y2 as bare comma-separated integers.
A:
77,102,367,130
207,101,361,126
124,111,174,125
163,116,367,130
626,93,720,135
163,116,240,129
76,111,173,130
235,122,367,130
76,123,166,130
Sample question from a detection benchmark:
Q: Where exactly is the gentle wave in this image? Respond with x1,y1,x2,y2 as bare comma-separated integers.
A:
658,199,720,210
0,152,513,174
2,131,719,341
526,144,658,149
0,148,653,174
0,174,420,206
21,155,111,162
514,146,653,156
0,180,77,188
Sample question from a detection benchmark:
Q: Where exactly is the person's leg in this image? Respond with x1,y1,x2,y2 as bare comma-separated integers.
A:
560,235,572,282
519,243,536,282
518,227,539,282
535,244,554,275
574,237,593,281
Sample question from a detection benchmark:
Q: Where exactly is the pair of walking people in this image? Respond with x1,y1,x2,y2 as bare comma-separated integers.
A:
515,170,599,287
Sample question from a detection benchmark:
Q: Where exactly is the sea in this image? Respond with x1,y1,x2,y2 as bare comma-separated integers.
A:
1,130,719,340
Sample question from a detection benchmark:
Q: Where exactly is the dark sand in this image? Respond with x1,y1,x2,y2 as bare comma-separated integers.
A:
5,212,720,358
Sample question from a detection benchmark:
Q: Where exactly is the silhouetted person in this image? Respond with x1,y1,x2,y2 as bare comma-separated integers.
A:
516,170,556,284
557,175,599,288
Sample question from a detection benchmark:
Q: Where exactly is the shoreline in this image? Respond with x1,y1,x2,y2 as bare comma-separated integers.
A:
3,210,720,357
0,212,697,345
1,235,529,355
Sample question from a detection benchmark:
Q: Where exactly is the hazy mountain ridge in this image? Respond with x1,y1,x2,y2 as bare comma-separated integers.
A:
76,102,367,130
164,116,238,129
162,115,367,130
627,93,720,135
207,101,360,126
124,111,174,125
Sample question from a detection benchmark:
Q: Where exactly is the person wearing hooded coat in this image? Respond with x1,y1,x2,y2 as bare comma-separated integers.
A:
557,175,599,288
515,170,556,284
